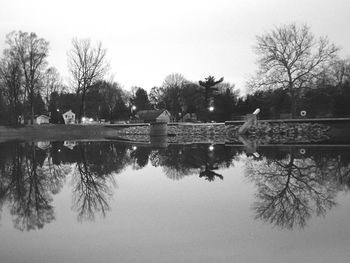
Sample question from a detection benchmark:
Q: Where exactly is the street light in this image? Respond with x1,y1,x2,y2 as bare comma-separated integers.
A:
209,106,214,112
132,105,137,111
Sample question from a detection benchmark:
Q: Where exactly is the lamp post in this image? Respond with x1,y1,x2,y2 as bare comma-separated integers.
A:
208,106,214,122
130,105,137,120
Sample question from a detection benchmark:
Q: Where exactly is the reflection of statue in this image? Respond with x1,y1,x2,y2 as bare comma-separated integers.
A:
152,145,232,181
246,151,338,230
199,165,223,181
71,145,116,222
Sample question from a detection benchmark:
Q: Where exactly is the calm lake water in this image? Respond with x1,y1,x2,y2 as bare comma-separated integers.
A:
0,140,350,263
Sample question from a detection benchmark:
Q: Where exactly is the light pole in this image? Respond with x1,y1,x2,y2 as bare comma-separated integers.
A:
130,105,137,120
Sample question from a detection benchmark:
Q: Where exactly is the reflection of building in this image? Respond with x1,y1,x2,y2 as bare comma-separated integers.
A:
36,141,51,150
135,110,171,123
64,141,77,150
63,110,75,124
36,115,50,125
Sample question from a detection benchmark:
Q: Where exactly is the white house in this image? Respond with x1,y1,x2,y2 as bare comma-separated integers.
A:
64,140,76,150
35,115,50,125
63,110,76,124
36,141,51,150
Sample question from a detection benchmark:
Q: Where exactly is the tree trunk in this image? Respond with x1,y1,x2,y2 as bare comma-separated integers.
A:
30,91,34,125
79,92,86,122
290,90,299,119
289,84,297,119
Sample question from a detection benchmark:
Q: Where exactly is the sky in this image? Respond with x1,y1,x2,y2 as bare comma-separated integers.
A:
0,0,350,95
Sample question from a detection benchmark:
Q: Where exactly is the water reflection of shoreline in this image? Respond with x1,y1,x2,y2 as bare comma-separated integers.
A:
0,140,349,231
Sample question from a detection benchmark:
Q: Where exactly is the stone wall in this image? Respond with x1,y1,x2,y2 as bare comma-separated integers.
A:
112,122,330,144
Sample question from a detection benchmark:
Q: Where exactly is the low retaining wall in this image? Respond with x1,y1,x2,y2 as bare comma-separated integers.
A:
246,122,330,144
112,121,334,144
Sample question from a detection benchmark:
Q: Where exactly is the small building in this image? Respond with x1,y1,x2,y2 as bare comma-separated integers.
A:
179,113,197,122
36,115,50,125
36,141,51,150
64,140,76,150
63,110,76,124
135,109,171,123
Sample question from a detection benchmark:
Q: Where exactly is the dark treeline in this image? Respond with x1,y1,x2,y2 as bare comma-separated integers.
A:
1,24,350,125
238,78,350,119
1,141,350,230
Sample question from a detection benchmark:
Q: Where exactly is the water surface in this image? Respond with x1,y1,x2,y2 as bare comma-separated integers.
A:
0,140,350,262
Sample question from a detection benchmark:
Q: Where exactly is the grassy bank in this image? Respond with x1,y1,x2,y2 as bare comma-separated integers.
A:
0,124,123,142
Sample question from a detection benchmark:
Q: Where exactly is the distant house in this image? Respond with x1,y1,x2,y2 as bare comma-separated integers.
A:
36,141,51,150
36,115,50,125
135,109,171,123
63,110,76,124
64,140,76,150
179,113,197,122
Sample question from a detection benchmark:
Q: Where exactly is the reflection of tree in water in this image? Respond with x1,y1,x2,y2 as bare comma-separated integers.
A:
71,144,116,222
0,142,65,231
130,147,152,169
149,144,240,181
246,150,342,230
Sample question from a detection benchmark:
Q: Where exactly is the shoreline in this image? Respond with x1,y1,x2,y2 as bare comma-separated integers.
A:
1,118,350,144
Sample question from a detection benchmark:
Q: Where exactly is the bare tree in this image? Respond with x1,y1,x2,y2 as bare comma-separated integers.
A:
68,38,109,120
149,86,165,108
162,73,187,121
330,59,350,86
97,80,124,120
0,50,23,124
41,67,64,109
248,24,338,118
5,31,49,124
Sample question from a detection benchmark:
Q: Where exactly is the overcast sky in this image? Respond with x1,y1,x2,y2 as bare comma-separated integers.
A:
1,0,349,94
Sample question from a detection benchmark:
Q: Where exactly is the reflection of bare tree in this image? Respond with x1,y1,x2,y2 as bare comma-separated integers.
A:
40,153,71,195
71,145,116,222
2,143,58,231
246,151,338,230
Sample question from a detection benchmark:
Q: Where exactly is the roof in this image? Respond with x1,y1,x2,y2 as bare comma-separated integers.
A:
36,115,50,119
63,110,75,115
136,110,169,120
